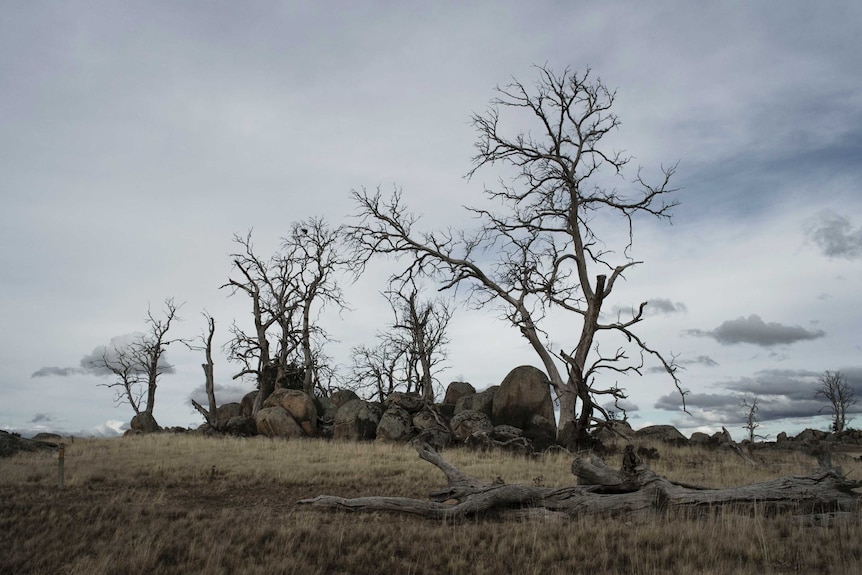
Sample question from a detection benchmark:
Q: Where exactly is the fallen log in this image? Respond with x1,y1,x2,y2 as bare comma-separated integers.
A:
297,443,862,519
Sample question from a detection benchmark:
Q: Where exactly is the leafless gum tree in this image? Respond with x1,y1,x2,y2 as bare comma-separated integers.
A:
388,284,452,401
349,282,452,402
349,66,683,446
740,397,764,443
224,231,302,415
817,370,856,433
349,340,402,403
224,218,351,414
91,298,183,427
284,218,352,395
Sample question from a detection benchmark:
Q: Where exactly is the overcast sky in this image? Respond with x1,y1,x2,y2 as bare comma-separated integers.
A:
2,2,861,440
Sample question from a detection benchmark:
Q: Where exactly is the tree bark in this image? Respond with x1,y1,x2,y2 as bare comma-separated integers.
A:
298,444,862,520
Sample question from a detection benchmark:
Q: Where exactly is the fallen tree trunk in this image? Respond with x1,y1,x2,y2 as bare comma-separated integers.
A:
297,443,862,520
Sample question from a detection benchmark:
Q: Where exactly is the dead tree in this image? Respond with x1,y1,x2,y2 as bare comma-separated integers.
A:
388,284,452,401
349,283,452,402
91,298,183,426
190,313,218,426
224,219,351,413
349,340,402,403
741,397,765,443
349,66,682,446
299,443,862,520
224,231,302,416
283,218,352,395
817,370,856,432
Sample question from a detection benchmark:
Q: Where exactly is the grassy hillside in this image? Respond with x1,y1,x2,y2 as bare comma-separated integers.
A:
2,434,861,574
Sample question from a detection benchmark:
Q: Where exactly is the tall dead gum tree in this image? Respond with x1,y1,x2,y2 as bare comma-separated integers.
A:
224,217,350,414
349,66,682,446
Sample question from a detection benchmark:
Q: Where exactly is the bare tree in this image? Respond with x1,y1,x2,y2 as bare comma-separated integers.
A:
387,284,452,401
349,66,681,446
223,230,301,415
348,284,452,402
190,313,218,426
224,218,350,414
740,397,765,443
817,370,856,432
284,218,352,395
91,298,183,428
349,340,402,403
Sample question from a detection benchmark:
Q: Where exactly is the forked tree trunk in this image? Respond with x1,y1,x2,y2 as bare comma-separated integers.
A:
298,444,862,520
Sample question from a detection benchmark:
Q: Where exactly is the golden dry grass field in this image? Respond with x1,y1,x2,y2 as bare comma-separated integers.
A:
2,434,862,574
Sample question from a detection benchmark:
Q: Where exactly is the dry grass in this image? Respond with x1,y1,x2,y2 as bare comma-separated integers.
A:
2,434,861,574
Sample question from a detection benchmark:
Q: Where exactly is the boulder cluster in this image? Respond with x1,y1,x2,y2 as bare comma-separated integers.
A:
208,365,559,452
594,420,862,453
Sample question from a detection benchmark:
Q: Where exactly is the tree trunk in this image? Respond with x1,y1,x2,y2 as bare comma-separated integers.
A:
252,364,278,416
204,317,217,418
191,399,214,427
299,444,862,520
302,300,315,395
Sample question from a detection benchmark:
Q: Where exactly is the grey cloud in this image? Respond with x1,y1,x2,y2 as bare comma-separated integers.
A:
32,333,175,378
685,314,825,347
724,368,821,400
78,334,148,375
611,298,687,320
188,383,251,408
656,390,829,425
646,298,687,316
646,354,716,375
30,413,54,423
680,355,719,368
31,366,84,378
806,212,862,260
601,399,640,415
656,367,862,427
655,392,734,411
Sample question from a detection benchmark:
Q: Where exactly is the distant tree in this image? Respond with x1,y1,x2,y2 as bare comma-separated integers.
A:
224,218,351,414
348,283,452,402
349,65,681,446
740,397,765,443
349,339,402,403
386,283,452,401
816,370,856,432
90,298,183,426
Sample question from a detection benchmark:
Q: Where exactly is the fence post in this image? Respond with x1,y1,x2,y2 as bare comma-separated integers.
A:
57,443,65,489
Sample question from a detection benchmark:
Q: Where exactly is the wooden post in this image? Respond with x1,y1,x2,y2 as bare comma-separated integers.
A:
57,443,65,489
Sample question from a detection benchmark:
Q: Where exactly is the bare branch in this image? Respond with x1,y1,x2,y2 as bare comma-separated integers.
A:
348,65,681,446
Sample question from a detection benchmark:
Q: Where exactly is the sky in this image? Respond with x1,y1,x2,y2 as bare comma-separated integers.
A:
2,1,861,440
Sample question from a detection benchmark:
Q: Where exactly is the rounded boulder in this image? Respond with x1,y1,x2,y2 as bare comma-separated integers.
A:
491,366,556,434
255,406,303,438
264,389,317,436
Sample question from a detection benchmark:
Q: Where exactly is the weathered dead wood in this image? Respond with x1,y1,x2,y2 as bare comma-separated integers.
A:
297,444,862,520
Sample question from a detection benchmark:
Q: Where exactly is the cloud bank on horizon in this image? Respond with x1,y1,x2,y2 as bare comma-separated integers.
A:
1,2,861,440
